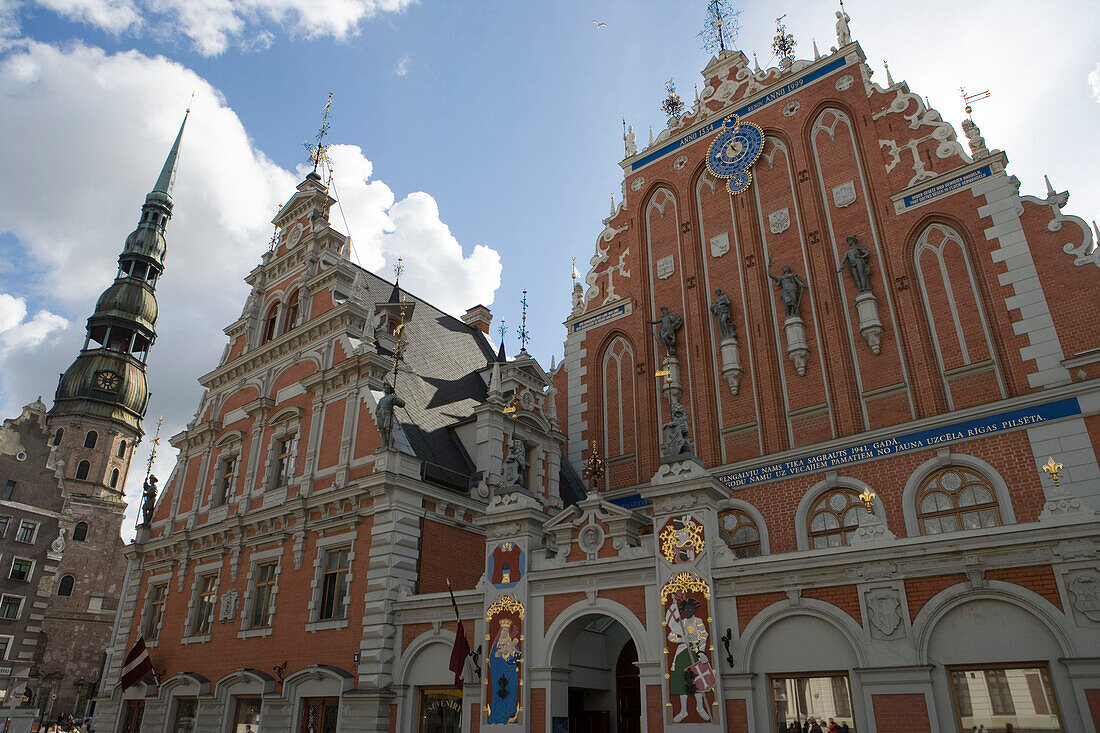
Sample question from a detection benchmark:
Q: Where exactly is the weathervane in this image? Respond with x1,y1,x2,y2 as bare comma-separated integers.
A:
498,319,507,344
772,15,796,66
137,416,163,529
391,295,410,390
959,87,990,118
144,416,163,485
394,256,404,286
699,0,741,54
304,92,333,174
518,290,530,353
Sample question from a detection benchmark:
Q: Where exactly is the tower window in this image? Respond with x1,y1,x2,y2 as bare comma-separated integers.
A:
73,522,88,542
110,468,120,489
284,290,301,334
76,460,91,480
117,440,127,458
57,576,75,597
131,263,148,281
263,304,281,343
53,428,64,446
84,431,98,449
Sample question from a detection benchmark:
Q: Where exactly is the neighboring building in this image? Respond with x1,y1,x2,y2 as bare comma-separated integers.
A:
0,111,187,727
0,400,66,723
96,16,1098,733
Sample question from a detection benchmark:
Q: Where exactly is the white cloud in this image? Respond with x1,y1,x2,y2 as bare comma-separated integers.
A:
395,52,409,76
0,39,500,535
1089,62,1100,103
19,0,415,55
34,0,140,33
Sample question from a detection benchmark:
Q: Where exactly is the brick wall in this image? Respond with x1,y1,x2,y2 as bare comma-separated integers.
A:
904,574,966,620
417,519,483,594
803,584,862,625
1084,689,1100,730
646,684,665,733
725,698,749,731
737,591,786,633
544,591,585,633
985,564,1063,610
530,688,545,733
871,693,931,733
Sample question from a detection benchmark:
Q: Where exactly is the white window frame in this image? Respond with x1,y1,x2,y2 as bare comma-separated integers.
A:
182,562,221,644
305,531,356,633
141,573,171,647
14,520,38,544
7,557,34,583
0,634,12,660
239,547,284,639
265,413,300,492
0,595,25,621
0,515,10,538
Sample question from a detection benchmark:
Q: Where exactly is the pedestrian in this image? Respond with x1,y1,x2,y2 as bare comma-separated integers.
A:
788,720,800,733
839,722,850,733
828,717,838,733
803,716,824,733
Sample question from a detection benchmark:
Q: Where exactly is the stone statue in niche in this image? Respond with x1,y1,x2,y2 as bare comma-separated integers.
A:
767,257,806,318
648,307,684,356
837,235,873,292
140,475,158,526
709,289,737,341
375,382,405,450
835,10,852,46
502,437,527,491
662,402,692,458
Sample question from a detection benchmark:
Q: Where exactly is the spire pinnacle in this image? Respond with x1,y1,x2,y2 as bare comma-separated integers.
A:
151,106,189,202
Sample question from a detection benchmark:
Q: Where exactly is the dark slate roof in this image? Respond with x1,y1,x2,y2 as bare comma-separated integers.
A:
347,264,496,491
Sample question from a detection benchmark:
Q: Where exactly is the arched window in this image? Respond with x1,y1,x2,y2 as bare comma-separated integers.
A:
718,509,762,558
263,303,281,343
52,428,63,446
117,440,127,458
57,576,75,596
73,522,88,542
808,488,866,549
916,466,1002,535
284,290,300,334
83,431,98,449
110,469,119,488
75,461,90,481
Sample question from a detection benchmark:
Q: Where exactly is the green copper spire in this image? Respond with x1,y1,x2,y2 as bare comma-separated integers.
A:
149,106,189,205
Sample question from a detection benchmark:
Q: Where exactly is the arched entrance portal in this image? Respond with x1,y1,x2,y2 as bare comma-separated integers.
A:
550,614,642,733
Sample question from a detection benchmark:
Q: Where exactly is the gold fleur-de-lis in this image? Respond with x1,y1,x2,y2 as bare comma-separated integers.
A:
858,487,876,514
1041,456,1063,487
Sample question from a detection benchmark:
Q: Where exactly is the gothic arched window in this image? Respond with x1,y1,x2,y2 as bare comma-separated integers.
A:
58,576,75,596
263,303,281,343
718,509,762,558
117,440,127,458
76,460,91,481
916,466,1002,535
83,431,98,449
284,290,300,334
52,428,63,446
808,488,865,549
73,522,88,542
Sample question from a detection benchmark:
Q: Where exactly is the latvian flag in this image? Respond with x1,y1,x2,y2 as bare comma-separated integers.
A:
121,636,156,691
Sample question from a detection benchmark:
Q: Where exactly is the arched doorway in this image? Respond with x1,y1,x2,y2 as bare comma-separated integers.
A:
551,613,642,733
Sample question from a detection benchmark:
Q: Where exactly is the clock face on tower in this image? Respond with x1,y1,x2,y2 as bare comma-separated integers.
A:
94,370,121,392
705,114,765,195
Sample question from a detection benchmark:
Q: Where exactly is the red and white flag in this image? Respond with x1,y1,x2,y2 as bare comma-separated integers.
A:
445,579,471,687
120,636,156,691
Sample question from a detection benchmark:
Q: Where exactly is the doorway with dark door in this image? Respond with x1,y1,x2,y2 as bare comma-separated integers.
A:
558,615,642,733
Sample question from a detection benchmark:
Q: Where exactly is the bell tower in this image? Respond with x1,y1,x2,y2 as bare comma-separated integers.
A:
47,110,187,501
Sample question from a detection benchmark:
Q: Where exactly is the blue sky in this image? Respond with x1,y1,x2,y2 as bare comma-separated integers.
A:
1,0,1097,534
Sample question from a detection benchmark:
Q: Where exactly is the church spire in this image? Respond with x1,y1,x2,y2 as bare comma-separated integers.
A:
150,106,189,204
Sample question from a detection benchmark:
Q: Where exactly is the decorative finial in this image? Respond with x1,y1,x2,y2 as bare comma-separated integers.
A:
959,87,990,118
1042,456,1063,488
143,416,163,486
186,90,194,114
772,15,796,69
582,446,606,493
884,60,894,86
518,290,530,353
304,92,334,174
571,257,578,282
661,78,684,127
391,295,410,389
1045,175,1056,197
610,194,615,216
752,51,761,73
498,319,507,343
699,0,740,54
813,38,821,60
858,487,876,514
393,256,404,285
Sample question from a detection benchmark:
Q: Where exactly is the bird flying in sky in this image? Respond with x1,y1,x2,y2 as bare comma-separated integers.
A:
593,20,607,28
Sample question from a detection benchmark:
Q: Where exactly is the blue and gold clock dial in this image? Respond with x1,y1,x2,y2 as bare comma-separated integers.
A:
705,115,764,195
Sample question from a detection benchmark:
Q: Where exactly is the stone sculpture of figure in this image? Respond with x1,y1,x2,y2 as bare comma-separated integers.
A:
624,125,637,156
709,288,737,341
51,528,66,554
647,306,684,356
767,257,806,318
502,437,527,491
662,401,692,458
835,10,851,46
375,382,405,450
140,475,158,526
836,235,872,292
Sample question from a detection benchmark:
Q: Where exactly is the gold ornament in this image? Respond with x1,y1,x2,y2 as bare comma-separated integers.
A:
660,572,712,604
486,593,526,621
658,517,706,564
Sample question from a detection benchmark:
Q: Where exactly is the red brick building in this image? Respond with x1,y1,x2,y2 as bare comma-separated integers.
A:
98,21,1099,733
